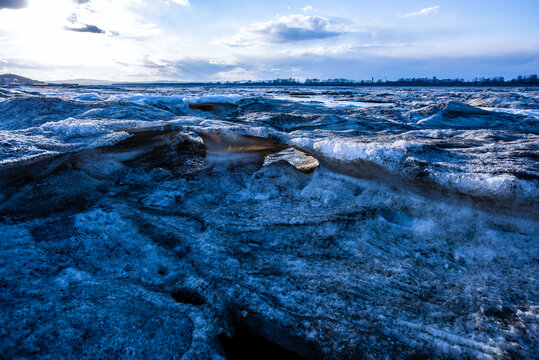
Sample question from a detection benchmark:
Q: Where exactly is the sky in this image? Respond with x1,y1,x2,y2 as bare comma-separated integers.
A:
0,0,538,82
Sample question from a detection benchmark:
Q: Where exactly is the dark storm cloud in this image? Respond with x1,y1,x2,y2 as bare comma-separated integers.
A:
65,24,105,34
0,0,28,10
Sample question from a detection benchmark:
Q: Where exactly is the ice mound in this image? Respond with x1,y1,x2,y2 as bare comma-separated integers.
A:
74,101,178,121
122,95,190,116
436,172,538,201
0,96,94,130
113,94,247,116
73,93,104,101
0,114,204,171
307,138,407,168
466,91,539,109
40,118,114,139
0,89,19,98
186,94,246,115
414,101,492,126
413,101,537,133
257,113,350,132
187,94,244,105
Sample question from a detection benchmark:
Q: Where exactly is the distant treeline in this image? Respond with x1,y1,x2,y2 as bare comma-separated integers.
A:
74,74,539,87
207,74,539,87
120,75,539,87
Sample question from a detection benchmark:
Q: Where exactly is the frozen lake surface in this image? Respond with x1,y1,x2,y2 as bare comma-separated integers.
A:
0,85,537,359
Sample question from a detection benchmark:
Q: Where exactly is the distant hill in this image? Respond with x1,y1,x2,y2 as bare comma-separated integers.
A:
0,73,44,85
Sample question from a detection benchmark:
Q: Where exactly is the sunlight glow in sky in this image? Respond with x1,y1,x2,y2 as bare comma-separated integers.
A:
0,0,538,81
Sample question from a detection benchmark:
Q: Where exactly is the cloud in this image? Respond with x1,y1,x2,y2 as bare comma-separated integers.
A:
63,1,162,38
218,15,345,47
143,57,241,80
64,7,106,34
401,5,439,18
65,24,105,34
302,5,312,12
67,13,78,23
215,67,258,81
0,57,43,70
0,0,27,10
225,49,539,82
168,0,190,6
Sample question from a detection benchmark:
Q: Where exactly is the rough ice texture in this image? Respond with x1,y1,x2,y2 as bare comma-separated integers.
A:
0,85,538,359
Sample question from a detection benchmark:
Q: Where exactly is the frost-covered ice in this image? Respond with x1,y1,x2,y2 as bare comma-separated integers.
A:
0,85,538,359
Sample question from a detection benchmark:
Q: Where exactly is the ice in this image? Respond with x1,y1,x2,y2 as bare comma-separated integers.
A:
73,93,103,101
435,172,537,199
479,106,539,118
186,94,244,105
120,95,190,115
110,94,245,116
0,96,93,130
273,94,393,108
309,138,408,167
40,118,112,138
0,84,538,359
